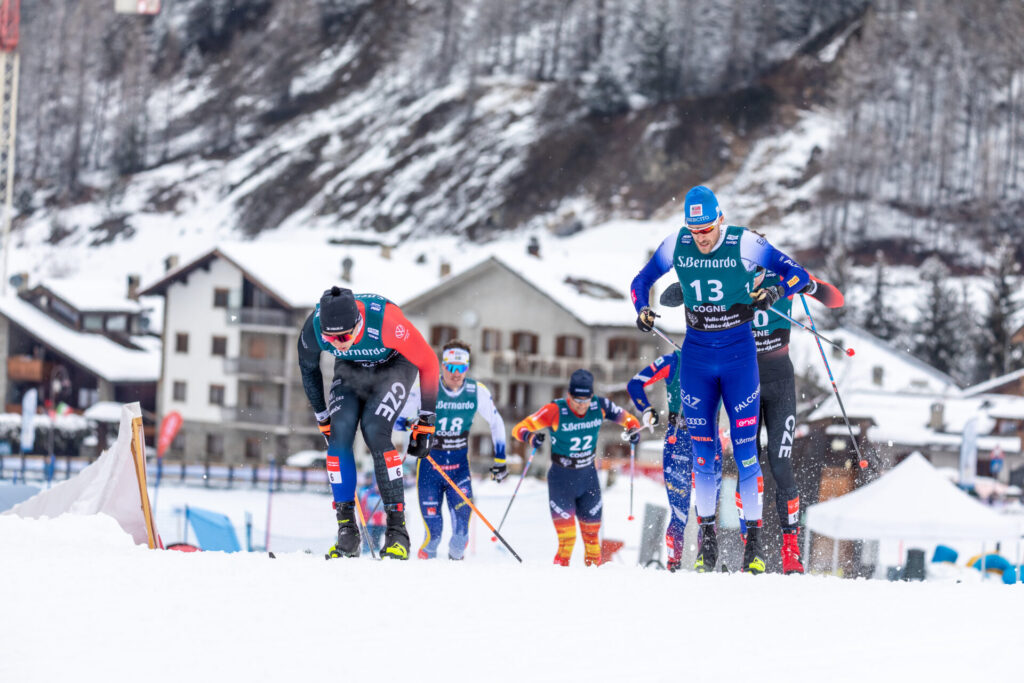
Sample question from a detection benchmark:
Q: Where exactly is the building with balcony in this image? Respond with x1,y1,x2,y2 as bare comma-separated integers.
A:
401,255,683,471
0,276,161,429
138,241,451,464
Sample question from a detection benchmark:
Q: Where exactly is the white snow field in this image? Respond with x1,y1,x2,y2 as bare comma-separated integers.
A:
3,473,1022,683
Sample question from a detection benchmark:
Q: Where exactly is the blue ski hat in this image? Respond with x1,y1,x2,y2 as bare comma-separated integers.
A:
568,369,594,398
684,185,722,227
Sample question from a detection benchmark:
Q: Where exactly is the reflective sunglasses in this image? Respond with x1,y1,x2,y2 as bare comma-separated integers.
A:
322,329,357,344
687,221,717,235
444,363,469,374
321,315,362,344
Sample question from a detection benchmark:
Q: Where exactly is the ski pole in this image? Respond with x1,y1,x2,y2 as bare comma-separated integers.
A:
425,454,523,563
492,446,537,541
620,423,655,441
649,325,682,351
798,294,869,470
353,495,378,560
769,304,855,357
628,441,636,521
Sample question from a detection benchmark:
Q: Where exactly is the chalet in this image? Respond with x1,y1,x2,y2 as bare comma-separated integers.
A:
0,275,161,445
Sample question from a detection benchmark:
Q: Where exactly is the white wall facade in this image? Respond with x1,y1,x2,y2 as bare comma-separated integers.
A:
160,258,242,424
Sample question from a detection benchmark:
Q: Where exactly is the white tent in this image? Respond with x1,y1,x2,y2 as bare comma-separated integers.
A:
806,452,1023,541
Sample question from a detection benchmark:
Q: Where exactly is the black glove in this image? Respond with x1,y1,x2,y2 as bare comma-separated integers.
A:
489,462,509,482
407,414,435,458
636,306,659,332
800,278,818,296
628,429,641,445
667,412,686,429
527,432,546,449
317,417,331,446
641,407,659,428
750,284,785,311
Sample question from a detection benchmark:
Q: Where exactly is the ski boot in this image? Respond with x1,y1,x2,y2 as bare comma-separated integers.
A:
694,517,718,573
326,501,361,559
742,525,766,575
380,505,410,560
667,557,682,573
781,529,805,575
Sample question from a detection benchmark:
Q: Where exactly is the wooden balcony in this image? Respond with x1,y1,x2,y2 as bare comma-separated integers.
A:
7,356,52,383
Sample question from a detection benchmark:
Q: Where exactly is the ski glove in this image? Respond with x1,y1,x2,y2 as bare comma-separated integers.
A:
407,414,436,458
642,407,659,428
317,417,331,446
799,279,818,296
636,306,660,332
750,285,785,311
527,432,546,449
489,461,509,483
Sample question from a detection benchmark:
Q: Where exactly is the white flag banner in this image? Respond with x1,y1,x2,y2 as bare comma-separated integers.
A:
958,416,979,486
19,388,37,454
3,403,157,546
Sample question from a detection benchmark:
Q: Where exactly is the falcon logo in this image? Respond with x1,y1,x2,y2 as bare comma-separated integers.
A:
395,324,409,340
690,203,703,217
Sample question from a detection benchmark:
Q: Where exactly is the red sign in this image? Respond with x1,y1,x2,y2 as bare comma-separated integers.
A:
156,411,184,458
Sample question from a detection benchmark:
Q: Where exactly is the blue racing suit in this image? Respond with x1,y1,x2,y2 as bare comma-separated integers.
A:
631,225,808,527
627,351,723,566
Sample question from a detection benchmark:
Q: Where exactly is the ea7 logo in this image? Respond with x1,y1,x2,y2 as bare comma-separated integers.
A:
736,416,757,428
681,393,701,409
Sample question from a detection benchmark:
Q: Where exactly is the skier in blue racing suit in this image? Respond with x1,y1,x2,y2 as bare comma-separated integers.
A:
627,350,722,572
630,185,809,574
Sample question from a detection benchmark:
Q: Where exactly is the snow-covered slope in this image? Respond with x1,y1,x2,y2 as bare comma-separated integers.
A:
2,485,1022,683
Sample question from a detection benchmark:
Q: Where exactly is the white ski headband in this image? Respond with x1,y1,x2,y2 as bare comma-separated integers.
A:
442,348,470,366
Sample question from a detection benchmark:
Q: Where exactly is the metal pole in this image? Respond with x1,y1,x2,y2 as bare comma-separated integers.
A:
0,51,20,295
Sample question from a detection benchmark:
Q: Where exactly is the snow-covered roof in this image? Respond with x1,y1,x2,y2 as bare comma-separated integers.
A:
789,324,961,396
962,368,1024,398
808,388,1024,453
0,296,161,383
215,242,446,309
141,241,452,311
37,278,145,314
142,219,690,331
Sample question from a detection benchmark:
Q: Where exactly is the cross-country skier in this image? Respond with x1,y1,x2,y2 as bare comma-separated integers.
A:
630,185,809,574
397,340,508,560
626,350,722,572
511,369,641,566
749,267,844,573
297,286,439,560
661,268,844,573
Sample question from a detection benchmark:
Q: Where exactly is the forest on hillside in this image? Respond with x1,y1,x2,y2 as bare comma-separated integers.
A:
11,1,1024,386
